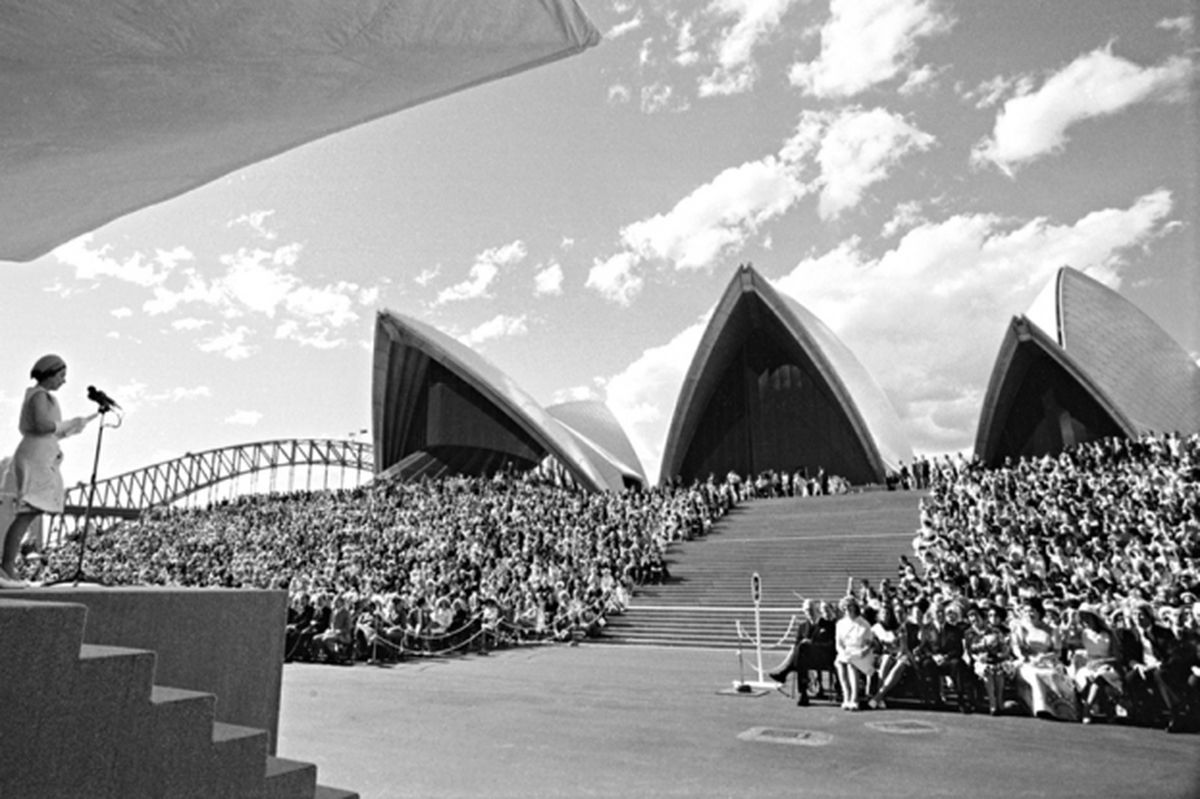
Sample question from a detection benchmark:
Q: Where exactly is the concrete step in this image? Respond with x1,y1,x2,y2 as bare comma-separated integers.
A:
313,786,361,799
211,721,270,798
593,492,920,648
264,756,317,799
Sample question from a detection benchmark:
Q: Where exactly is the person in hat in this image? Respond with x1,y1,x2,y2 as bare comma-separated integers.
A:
1,354,97,588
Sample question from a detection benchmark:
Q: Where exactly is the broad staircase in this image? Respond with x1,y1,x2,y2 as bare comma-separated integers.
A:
600,491,920,649
0,598,356,799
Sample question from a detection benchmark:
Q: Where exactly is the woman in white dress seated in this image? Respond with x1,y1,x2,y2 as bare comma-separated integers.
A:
834,595,876,711
1011,596,1079,721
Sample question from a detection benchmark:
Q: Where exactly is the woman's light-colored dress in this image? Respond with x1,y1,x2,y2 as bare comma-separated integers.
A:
5,386,68,513
1012,622,1079,721
836,615,877,676
1069,628,1123,693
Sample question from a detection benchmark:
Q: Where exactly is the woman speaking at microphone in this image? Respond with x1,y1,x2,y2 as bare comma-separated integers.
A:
0,354,97,588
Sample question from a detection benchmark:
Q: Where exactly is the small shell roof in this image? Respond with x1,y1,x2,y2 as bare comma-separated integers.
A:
546,400,647,486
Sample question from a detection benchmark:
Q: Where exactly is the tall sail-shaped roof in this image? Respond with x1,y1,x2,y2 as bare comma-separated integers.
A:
660,265,911,486
976,266,1200,465
0,0,600,261
373,310,630,492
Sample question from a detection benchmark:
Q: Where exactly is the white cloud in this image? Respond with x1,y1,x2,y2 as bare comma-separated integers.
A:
52,234,192,288
198,326,256,360
640,82,688,113
674,19,700,66
144,271,223,316
436,240,527,304
142,240,374,351
111,307,133,319
87,381,211,416
771,189,1177,452
607,11,643,39
973,47,1193,174
1156,15,1193,37
534,262,565,296
458,314,530,348
897,63,943,96
227,210,278,240
414,265,441,286
620,156,808,269
225,410,263,426
811,107,935,219
274,320,344,350
163,386,212,402
284,282,360,328
218,245,302,316
551,383,604,404
963,74,1024,110
881,200,926,238
607,84,632,104
586,251,644,306
789,0,953,98
603,317,710,482
697,0,801,97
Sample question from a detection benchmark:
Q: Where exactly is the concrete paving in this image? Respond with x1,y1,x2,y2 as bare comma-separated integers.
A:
277,643,1200,799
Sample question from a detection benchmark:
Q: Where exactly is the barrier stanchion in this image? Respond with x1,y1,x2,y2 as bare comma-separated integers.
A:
727,572,795,695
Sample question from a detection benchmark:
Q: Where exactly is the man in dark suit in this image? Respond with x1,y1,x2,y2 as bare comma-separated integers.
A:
925,603,974,712
1120,602,1185,730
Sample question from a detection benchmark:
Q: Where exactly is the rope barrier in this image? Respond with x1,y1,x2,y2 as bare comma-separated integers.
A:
288,593,618,664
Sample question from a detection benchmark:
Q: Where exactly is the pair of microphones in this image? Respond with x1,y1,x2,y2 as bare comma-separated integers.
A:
86,385,121,413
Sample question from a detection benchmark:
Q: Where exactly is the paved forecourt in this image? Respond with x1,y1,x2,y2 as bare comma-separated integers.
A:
278,643,1200,799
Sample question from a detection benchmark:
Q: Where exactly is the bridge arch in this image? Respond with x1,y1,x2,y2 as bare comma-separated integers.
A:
50,438,374,543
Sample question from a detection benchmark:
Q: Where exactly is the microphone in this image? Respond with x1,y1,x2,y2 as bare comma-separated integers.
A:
87,385,121,412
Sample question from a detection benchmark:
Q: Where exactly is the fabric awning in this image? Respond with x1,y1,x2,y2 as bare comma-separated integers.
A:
0,0,599,262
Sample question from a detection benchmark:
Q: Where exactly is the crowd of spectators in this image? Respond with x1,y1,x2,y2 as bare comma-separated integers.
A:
28,424,1200,733
772,432,1200,733
37,470,741,659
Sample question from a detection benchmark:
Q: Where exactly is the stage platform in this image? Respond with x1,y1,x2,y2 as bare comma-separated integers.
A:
278,643,1200,799
15,585,287,748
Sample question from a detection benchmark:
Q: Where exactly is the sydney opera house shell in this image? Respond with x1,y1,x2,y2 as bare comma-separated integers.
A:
372,310,644,493
975,266,1200,467
660,265,912,486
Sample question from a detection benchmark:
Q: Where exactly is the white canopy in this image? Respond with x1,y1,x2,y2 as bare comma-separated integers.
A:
0,0,599,262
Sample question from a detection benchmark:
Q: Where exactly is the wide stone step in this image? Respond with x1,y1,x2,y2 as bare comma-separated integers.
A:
595,492,920,648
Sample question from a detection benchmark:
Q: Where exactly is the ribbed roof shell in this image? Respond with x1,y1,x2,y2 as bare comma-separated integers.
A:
660,265,912,485
373,310,620,492
975,266,1200,465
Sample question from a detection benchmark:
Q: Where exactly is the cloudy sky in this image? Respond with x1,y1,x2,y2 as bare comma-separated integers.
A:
1,0,1196,489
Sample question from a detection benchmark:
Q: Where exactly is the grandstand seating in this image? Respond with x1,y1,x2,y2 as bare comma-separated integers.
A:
600,491,919,648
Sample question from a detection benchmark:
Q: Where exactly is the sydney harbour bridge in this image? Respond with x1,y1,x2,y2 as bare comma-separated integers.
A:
49,438,374,545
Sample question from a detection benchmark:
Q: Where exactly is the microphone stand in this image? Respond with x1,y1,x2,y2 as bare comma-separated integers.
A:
49,406,117,586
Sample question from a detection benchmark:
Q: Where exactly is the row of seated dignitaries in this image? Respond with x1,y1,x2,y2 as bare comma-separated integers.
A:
770,431,1200,732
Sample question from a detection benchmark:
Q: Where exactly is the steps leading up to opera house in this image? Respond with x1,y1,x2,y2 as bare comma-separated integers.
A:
599,492,920,649
0,596,356,799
